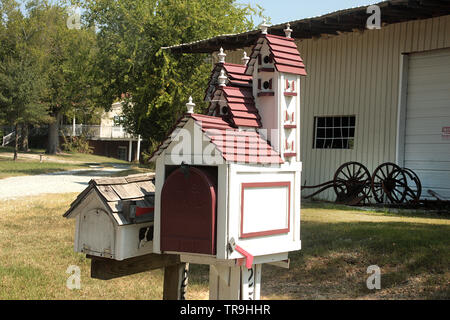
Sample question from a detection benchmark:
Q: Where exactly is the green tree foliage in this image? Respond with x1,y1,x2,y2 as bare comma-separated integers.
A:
26,1,100,154
0,0,100,155
0,0,49,159
80,0,263,150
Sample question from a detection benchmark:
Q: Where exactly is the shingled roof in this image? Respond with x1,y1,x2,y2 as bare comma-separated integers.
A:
63,173,155,225
205,62,252,102
245,34,307,76
149,113,282,164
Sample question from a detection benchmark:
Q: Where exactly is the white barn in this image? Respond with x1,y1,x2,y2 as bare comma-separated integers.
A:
163,0,450,201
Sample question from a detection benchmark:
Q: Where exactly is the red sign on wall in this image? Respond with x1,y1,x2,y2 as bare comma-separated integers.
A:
443,127,450,139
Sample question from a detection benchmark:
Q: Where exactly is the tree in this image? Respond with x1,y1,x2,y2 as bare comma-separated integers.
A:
26,1,99,154
0,1,49,160
80,0,264,151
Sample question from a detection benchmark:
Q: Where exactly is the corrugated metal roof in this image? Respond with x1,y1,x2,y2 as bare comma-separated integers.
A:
161,0,450,54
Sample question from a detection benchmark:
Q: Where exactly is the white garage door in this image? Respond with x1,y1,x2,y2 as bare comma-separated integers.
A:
404,48,450,199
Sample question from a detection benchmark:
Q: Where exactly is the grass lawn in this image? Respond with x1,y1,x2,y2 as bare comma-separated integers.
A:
0,195,448,300
0,146,135,179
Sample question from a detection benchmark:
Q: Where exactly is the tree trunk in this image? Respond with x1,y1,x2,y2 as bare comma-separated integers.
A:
21,124,30,152
47,111,62,155
13,123,19,161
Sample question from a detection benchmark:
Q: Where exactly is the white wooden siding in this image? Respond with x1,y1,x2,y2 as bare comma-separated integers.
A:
220,15,450,200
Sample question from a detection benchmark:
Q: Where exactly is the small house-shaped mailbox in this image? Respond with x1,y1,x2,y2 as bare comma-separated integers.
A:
63,174,155,261
150,23,307,266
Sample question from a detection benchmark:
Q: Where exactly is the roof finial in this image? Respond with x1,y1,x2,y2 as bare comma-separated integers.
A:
186,96,195,114
242,51,250,65
218,69,227,87
260,19,270,34
218,47,226,63
284,23,293,38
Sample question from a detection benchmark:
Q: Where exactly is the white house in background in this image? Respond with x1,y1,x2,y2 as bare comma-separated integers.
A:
61,101,142,162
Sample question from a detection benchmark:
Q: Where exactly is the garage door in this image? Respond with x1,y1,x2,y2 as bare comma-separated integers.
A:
404,48,450,199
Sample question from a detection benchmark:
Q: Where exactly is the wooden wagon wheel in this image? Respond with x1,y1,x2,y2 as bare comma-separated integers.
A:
402,167,422,203
333,162,372,205
371,162,407,204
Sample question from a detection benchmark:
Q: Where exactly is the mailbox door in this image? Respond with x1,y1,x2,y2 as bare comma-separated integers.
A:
161,167,217,255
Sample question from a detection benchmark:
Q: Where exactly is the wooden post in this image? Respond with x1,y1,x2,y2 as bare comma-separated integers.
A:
240,264,262,300
209,263,262,300
163,263,189,300
88,253,180,280
209,264,241,300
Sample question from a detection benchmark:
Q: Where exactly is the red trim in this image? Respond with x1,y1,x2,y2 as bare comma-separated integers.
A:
136,206,154,217
284,152,296,158
233,244,254,269
257,91,274,97
240,182,291,239
284,124,297,129
284,92,297,96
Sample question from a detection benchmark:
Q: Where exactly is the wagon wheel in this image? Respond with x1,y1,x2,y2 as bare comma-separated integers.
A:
333,162,372,205
371,162,407,204
402,167,422,203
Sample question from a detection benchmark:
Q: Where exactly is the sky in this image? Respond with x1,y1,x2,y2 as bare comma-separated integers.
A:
244,0,379,25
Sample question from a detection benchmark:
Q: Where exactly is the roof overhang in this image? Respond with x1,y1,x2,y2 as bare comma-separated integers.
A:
162,0,450,54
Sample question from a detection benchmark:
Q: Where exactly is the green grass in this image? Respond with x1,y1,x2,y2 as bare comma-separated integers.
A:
0,195,448,300
0,159,86,179
0,146,133,179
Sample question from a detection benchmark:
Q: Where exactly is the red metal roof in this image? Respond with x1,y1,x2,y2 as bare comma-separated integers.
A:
246,33,307,76
149,113,282,165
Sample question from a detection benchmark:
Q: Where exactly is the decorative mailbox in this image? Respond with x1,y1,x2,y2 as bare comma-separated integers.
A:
64,22,307,300
149,23,307,270
63,174,155,260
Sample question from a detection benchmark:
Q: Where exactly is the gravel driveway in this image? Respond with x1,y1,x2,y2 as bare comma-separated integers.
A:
0,167,129,200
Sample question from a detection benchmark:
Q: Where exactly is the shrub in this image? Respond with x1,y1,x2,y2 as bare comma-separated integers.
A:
61,133,93,154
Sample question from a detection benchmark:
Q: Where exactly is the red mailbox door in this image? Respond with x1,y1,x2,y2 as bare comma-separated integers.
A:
161,167,217,255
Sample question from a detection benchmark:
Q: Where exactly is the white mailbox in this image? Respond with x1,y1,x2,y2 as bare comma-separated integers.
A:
149,28,307,266
63,174,155,261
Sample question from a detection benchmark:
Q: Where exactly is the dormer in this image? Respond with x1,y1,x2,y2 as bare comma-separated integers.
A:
204,49,261,130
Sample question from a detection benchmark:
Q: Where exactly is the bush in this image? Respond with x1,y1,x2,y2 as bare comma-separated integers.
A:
61,133,93,154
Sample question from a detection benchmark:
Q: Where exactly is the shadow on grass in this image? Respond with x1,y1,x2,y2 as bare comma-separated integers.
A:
260,220,450,299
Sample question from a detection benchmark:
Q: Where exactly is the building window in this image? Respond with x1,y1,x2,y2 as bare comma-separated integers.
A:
313,116,356,149
113,116,125,126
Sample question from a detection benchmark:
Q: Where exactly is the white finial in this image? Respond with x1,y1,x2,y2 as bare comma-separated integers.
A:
218,69,227,87
186,96,195,114
242,51,250,65
284,23,293,38
218,47,226,63
260,19,270,34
